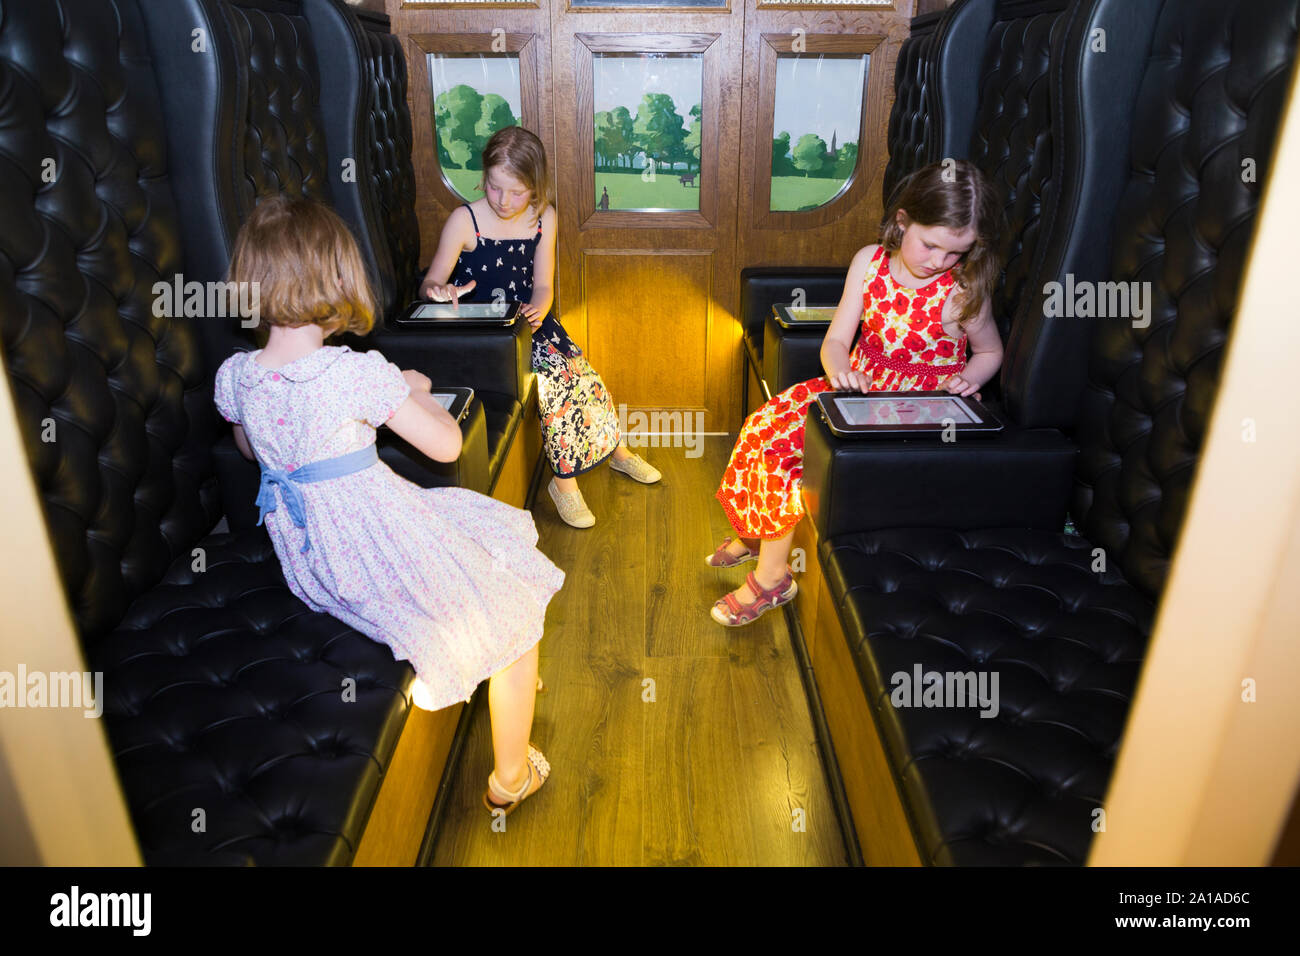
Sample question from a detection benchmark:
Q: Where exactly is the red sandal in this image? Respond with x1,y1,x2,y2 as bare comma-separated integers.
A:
711,569,797,627
705,536,757,568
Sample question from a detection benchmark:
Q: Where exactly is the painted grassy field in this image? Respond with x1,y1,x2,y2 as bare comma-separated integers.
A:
443,167,483,201
770,175,849,212
445,166,848,213
594,170,701,210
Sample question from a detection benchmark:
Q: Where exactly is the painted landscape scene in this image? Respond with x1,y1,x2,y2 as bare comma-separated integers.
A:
429,53,525,202
770,55,868,212
593,53,702,211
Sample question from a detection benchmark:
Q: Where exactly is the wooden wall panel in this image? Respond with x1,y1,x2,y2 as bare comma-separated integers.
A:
582,250,712,409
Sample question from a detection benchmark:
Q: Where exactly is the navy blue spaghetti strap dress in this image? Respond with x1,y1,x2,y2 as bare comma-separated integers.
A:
453,203,622,477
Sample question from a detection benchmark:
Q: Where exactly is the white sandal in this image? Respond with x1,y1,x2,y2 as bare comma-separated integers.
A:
483,744,551,815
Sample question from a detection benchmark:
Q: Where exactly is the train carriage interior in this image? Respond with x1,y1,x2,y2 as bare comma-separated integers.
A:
3,0,1300,876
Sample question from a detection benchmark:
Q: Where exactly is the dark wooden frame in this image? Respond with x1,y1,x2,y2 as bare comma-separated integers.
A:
752,32,887,230
409,33,542,211
402,2,540,9
573,32,722,229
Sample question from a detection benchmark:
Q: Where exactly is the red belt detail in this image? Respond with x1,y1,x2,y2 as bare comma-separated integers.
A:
857,344,964,376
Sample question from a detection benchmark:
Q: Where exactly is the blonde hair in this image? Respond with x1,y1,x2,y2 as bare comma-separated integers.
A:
879,160,1005,330
479,126,554,214
227,194,375,338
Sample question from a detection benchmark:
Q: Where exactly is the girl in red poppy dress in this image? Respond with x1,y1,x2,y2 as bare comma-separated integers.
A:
709,161,1007,626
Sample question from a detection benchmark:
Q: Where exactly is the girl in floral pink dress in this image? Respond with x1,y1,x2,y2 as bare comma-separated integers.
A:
709,161,1007,626
214,195,559,816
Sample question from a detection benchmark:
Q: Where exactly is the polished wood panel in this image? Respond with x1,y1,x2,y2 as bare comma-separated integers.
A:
353,701,463,866
812,575,922,865
735,1,913,273
583,250,711,408
428,437,846,864
551,4,743,435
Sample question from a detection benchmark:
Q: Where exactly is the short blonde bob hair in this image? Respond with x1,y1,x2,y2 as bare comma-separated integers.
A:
227,194,375,337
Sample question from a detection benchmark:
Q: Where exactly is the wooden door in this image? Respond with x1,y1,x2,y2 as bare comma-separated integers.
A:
390,0,920,433
550,9,743,442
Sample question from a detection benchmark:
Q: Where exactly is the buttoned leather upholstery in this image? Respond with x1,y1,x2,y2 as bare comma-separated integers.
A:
811,0,1299,866
357,7,422,309
0,0,422,864
883,10,942,205
738,268,846,407
883,0,997,205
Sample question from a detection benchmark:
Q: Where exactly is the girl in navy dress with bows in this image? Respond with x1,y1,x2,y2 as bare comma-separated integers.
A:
215,195,561,817
420,126,662,528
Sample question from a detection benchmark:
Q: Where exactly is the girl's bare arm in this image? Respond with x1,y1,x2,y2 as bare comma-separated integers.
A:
384,393,463,462
419,206,475,302
523,205,557,330
941,291,1003,397
820,244,877,389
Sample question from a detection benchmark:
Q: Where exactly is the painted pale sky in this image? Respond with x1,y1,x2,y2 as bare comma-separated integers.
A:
772,55,869,146
593,53,703,119
428,54,523,116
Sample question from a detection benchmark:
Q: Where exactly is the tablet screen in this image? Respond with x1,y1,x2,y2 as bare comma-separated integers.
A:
785,306,837,322
431,392,458,410
834,395,977,426
409,302,512,320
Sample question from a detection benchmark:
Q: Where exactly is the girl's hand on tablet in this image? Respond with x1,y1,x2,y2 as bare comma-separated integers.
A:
425,279,476,305
402,369,432,393
941,373,981,400
828,369,870,393
520,303,544,330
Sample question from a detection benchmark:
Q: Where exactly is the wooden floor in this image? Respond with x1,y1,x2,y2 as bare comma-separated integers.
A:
426,436,847,866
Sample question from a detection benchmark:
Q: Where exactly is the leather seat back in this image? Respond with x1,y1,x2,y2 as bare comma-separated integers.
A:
883,0,996,204
1000,0,1166,428
0,0,221,638
968,0,1072,345
1072,0,1300,601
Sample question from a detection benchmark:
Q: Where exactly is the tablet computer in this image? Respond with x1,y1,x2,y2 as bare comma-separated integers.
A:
394,300,520,327
428,386,474,424
772,304,837,328
815,390,1003,437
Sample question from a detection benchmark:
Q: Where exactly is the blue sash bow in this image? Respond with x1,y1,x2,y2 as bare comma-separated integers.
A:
256,445,378,553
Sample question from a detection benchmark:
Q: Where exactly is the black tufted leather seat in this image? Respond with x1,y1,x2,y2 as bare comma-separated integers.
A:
356,7,422,309
823,528,1151,865
807,0,1300,865
738,267,847,409
883,0,997,205
0,0,430,864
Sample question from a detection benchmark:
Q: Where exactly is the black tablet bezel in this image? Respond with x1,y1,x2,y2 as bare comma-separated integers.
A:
815,390,1003,437
428,386,474,424
394,300,521,327
772,303,838,329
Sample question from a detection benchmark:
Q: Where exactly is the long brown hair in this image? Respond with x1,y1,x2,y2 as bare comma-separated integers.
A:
479,125,554,214
227,194,375,338
879,160,1005,329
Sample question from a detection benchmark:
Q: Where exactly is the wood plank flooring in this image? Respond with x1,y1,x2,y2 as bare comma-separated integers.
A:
426,436,846,866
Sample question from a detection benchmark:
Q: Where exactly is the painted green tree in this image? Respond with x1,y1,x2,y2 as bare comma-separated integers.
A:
682,103,702,173
434,84,518,169
632,93,687,172
595,106,635,170
772,131,796,177
792,133,828,177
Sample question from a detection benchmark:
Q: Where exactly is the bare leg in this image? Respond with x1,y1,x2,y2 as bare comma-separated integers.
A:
487,643,539,792
724,529,796,603
611,440,632,462
552,475,579,494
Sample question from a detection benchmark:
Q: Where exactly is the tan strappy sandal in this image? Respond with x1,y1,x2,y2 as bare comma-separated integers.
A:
483,743,551,816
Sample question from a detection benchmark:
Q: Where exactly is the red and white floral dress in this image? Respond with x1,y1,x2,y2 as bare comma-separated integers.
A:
716,245,967,539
